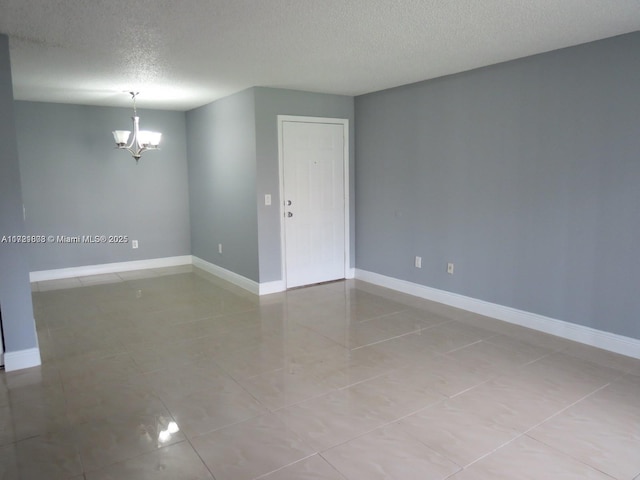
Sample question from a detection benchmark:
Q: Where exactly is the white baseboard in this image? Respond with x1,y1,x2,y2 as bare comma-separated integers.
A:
30,254,286,296
192,256,261,295
356,269,640,360
30,256,193,282
4,347,42,372
192,257,289,296
259,280,286,295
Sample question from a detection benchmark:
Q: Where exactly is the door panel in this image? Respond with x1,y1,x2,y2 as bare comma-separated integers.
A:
282,121,345,288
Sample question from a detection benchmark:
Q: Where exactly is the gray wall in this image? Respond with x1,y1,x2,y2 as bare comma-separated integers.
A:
0,34,39,353
187,89,259,281
254,87,355,283
355,32,640,340
14,101,190,271
186,87,354,284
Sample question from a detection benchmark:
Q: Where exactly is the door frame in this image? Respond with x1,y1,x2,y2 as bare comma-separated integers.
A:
0,307,4,367
277,115,350,288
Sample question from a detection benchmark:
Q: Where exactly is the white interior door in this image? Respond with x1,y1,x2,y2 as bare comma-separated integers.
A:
281,119,347,288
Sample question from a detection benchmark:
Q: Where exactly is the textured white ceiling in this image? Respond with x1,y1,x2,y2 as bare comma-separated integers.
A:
1,0,639,111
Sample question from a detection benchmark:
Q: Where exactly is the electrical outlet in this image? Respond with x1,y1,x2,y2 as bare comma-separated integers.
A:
265,194,272,206
218,243,222,254
132,240,138,249
415,256,422,268
447,262,454,274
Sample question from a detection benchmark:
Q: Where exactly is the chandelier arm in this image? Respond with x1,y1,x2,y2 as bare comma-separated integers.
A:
125,116,139,150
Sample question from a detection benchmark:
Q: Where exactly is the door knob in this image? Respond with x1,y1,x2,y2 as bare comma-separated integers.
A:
287,212,293,217
286,200,292,206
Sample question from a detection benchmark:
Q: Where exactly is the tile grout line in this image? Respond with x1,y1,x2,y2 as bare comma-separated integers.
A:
439,380,616,478
251,453,319,479
522,434,619,479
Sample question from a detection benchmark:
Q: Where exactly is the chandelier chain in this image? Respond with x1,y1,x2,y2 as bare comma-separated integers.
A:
130,92,139,116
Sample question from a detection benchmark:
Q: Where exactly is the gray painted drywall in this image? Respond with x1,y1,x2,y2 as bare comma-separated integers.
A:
355,32,640,340
186,87,354,284
186,89,259,281
0,34,39,353
254,87,355,283
14,101,190,271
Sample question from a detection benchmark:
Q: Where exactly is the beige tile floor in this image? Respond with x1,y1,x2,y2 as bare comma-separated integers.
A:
1,266,639,479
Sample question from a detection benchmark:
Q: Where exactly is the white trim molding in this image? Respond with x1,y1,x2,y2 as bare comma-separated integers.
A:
259,281,286,295
30,255,286,296
192,256,260,295
356,269,640,360
4,347,42,372
30,255,193,282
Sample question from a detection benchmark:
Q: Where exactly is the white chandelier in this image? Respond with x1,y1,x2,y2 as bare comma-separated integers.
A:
112,92,162,162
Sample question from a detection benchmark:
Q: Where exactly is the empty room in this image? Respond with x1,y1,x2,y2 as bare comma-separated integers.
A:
0,2,639,479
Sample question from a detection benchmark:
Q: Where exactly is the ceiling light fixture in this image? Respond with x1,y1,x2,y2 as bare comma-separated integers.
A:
112,92,161,162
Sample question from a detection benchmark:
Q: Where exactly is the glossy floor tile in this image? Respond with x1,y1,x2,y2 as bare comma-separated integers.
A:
448,435,615,479
0,267,638,479
322,424,461,479
259,454,346,479
527,374,640,479
190,414,314,480
398,401,521,467
84,441,214,480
